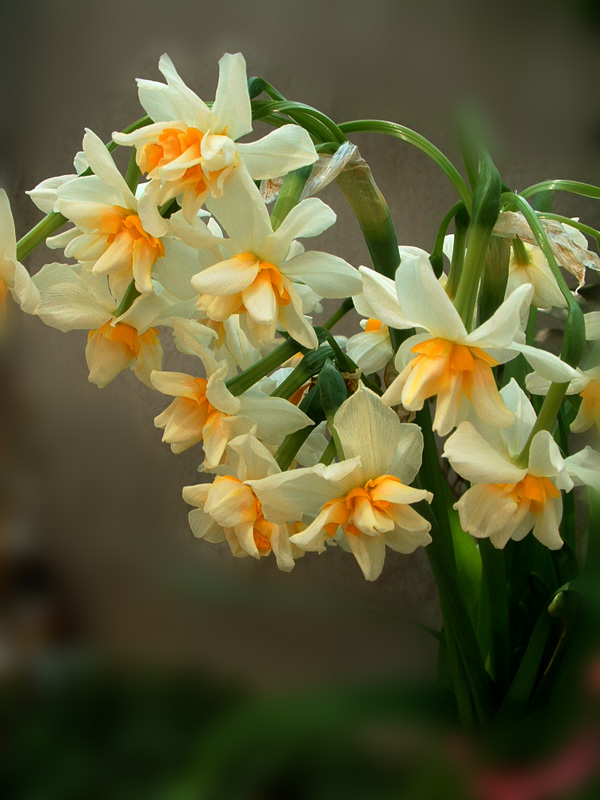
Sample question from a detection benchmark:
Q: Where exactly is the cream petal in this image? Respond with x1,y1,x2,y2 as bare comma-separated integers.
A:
346,329,393,374
443,422,526,484
344,532,386,581
532,497,564,550
512,343,580,383
249,458,363,524
192,254,259,296
242,272,278,326
150,370,200,399
83,129,135,202
212,53,252,141
466,283,532,349
238,394,311,441
237,125,318,180
395,255,466,340
281,251,362,298
335,385,403,479
356,267,412,329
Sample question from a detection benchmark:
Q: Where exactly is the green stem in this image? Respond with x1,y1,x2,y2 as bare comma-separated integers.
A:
516,382,569,466
225,337,304,397
113,279,140,318
270,347,334,399
445,207,469,300
512,236,531,265
125,148,142,193
323,297,354,330
275,426,313,470
319,437,337,465
480,539,511,689
430,202,465,278
338,120,472,211
520,179,600,202
270,165,313,230
16,212,67,261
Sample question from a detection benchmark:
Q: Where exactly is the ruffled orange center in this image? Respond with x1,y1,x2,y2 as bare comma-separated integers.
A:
365,318,383,332
197,254,291,321
322,475,402,537
138,127,233,196
110,211,165,258
408,337,498,401
88,321,159,357
496,474,560,515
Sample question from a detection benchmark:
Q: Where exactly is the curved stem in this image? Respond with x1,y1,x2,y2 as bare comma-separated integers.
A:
338,119,472,211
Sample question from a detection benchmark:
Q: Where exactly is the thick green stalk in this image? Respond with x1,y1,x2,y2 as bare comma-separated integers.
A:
338,120,472,211
336,153,400,281
453,155,502,328
445,207,470,301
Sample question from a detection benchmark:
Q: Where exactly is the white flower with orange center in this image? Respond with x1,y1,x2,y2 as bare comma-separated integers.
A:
45,129,188,298
30,262,186,387
0,190,40,318
185,168,361,349
346,317,393,374
150,345,310,468
248,386,433,581
112,53,318,236
183,433,304,572
443,380,574,550
507,241,567,310
356,253,576,436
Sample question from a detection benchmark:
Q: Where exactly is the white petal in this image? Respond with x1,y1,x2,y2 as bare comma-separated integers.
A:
443,421,526,484
83,129,135,203
466,283,532,349
395,255,466,339
192,254,259,296
281,251,362,298
355,267,412,329
512,343,580,383
33,263,114,331
334,385,404,480
249,458,363,524
212,53,252,141
238,395,311,441
344,532,386,581
237,125,318,180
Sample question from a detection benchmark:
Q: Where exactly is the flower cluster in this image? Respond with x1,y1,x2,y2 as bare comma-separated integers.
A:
6,51,600,586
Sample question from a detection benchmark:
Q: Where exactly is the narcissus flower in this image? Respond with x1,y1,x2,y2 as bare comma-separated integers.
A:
0,190,40,317
113,53,318,235
187,168,361,349
443,380,574,550
249,386,432,581
151,346,310,468
183,434,303,571
357,254,573,436
32,263,170,387
46,129,190,298
346,318,393,373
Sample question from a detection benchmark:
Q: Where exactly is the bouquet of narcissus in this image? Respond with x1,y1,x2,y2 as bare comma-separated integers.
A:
7,52,600,734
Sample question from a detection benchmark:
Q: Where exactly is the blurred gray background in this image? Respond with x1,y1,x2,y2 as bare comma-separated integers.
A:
1,0,600,687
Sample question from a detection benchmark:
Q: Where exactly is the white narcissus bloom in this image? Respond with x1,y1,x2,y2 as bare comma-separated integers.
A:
346,318,393,374
151,346,311,468
46,129,197,299
248,386,433,581
356,253,575,436
0,190,40,316
187,168,361,349
443,380,574,550
112,53,318,236
183,434,303,572
31,263,170,387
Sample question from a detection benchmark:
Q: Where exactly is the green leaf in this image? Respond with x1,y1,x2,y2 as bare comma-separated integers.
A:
318,359,348,424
